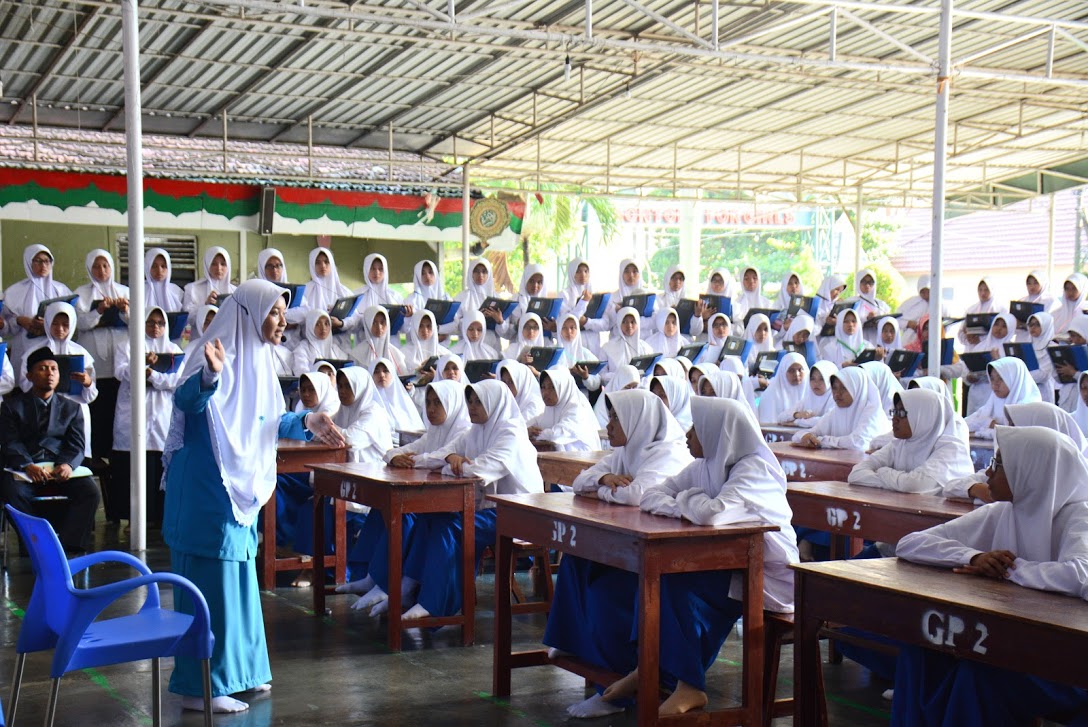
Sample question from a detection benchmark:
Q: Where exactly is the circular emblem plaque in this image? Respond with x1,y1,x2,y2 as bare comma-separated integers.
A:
470,197,510,241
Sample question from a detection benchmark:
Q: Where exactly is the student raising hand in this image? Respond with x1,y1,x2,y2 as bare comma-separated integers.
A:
204,338,226,373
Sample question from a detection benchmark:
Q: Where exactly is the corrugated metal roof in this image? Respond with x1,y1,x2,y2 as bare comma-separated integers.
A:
1,0,1087,205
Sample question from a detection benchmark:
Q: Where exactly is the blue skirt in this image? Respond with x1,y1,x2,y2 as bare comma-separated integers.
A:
412,509,498,617
168,551,271,697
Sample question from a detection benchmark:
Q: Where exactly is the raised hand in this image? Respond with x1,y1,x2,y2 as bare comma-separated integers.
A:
204,338,226,374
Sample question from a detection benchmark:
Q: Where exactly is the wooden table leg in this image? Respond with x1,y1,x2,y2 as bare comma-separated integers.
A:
261,491,277,589
387,503,403,652
312,486,326,618
493,530,514,697
461,491,475,647
793,571,822,727
334,498,347,584
742,535,766,725
636,561,661,727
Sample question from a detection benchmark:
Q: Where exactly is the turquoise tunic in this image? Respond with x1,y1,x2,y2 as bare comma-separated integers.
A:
164,372,309,697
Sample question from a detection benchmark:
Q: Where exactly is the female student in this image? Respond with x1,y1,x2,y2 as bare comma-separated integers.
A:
497,359,545,422
255,249,304,335
292,310,350,375
399,381,543,621
370,358,425,435
545,389,691,718
897,275,946,348
1075,371,1088,438
851,268,891,332
585,259,654,342
294,370,341,417
190,304,219,347
161,280,343,713
302,248,353,327
696,268,736,330
860,360,904,415
732,266,771,326
20,302,98,456
451,310,501,361
600,307,653,384
529,368,602,452
812,272,847,331
2,244,74,379
781,312,815,349
500,264,548,340
701,312,732,363
757,351,809,425
622,397,799,716
697,368,757,418
792,367,889,450
555,313,602,393
351,306,408,374
1053,315,1088,412
892,426,1088,726
347,253,410,333
447,258,504,349
405,259,448,312
506,312,545,360
964,357,1042,438
401,309,450,373
560,258,603,356
182,246,236,314
75,248,130,458
963,312,1019,412
774,270,804,316
649,374,693,430
1020,268,1058,314
821,309,871,367
593,363,641,427
1024,312,1057,403
848,389,973,495
957,277,1004,347
1006,400,1088,454
411,352,464,404
874,316,902,363
742,313,775,373
109,306,182,526
786,360,838,427
145,247,185,313
645,307,688,359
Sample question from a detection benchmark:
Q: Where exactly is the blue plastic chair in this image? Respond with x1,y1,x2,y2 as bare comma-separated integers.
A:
4,505,215,727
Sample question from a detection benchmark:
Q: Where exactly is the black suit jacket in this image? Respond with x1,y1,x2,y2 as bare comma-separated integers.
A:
0,390,85,470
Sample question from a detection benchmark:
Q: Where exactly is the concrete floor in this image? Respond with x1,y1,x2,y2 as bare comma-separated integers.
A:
0,522,896,727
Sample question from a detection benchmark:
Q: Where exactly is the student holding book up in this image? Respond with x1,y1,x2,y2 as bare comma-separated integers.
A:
405,259,448,313
560,258,604,356
555,313,602,393
731,266,771,327
448,258,505,349
600,307,653,384
499,264,548,339
1024,312,1057,403
584,259,655,342
506,312,545,360
2,244,74,379
1020,269,1059,315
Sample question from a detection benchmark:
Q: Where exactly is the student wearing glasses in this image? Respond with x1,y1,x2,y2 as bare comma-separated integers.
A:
1,245,74,379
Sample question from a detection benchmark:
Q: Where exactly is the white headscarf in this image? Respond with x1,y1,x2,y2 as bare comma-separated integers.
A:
757,352,809,424
705,267,736,297
306,247,352,311
736,266,767,309
602,306,649,365
991,425,1088,562
877,316,902,351
459,258,495,312
797,360,838,418
1075,371,1088,437
972,357,1042,427
200,246,233,295
968,276,1000,314
532,368,602,450
497,359,545,421
859,360,904,414
884,389,970,477
743,313,775,367
455,310,500,361
163,280,288,527
784,313,814,344
556,313,596,366
370,358,424,430
1006,401,1088,455
661,265,687,309
654,357,688,381
83,249,125,301
816,273,847,304
615,258,644,299
302,309,341,360
563,258,592,307
144,247,184,311
508,311,545,358
416,380,471,447
294,370,340,416
650,374,693,429
775,270,803,311
256,248,288,283
404,309,442,364
412,259,444,301
699,367,753,410
705,312,732,359
17,244,65,313
194,304,219,337
832,309,867,361
809,367,889,446
43,302,88,359
1028,312,1056,364
358,253,394,308
604,388,689,476
985,312,1018,355
1023,269,1053,305
333,366,395,454
354,306,402,370
908,375,971,445
594,363,641,427
462,380,543,492
145,306,175,354
517,264,548,312
646,307,683,358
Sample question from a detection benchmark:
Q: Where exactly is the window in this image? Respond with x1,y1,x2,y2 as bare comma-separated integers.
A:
116,235,198,286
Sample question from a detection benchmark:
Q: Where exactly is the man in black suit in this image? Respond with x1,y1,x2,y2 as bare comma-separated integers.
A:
1,347,100,552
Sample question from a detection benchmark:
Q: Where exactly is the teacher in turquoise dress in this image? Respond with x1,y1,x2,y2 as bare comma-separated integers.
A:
162,279,344,713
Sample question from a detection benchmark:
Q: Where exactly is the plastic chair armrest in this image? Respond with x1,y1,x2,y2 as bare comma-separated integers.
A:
68,550,153,577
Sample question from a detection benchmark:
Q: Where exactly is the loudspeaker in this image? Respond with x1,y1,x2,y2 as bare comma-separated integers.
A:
258,186,276,235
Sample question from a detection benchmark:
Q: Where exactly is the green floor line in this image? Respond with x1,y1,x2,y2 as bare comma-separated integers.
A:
475,691,556,727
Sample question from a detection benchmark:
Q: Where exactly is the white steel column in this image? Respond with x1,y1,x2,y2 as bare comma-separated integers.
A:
122,0,147,552
854,184,863,277
1048,193,1056,284
462,164,471,279
928,0,952,376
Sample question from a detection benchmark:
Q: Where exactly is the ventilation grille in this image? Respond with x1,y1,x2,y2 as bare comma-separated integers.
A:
116,235,199,287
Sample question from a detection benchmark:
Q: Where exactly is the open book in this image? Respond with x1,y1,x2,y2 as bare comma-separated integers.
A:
5,462,93,483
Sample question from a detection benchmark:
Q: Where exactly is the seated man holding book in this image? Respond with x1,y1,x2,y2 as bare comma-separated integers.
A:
0,346,100,552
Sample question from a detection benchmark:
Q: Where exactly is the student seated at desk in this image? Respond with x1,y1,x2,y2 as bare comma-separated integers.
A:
409,352,463,411
370,358,424,438
498,359,545,421
792,367,889,451
892,426,1088,727
450,310,501,361
291,310,349,376
860,360,903,415
594,364,641,428
544,389,692,718
784,360,837,428
964,357,1041,439
394,381,542,621
342,380,470,607
649,374,692,429
756,351,809,425
848,389,973,496
528,368,601,453
604,397,799,716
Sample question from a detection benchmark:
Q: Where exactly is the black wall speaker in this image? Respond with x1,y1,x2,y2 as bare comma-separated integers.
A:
258,186,276,235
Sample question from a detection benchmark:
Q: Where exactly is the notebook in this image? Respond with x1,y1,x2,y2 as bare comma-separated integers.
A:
34,294,79,320
853,348,879,365
527,297,562,321
330,294,363,321
166,311,189,340
425,299,460,326
743,308,782,329
964,312,997,336
1046,345,1088,382
381,304,410,335
959,351,994,373
1009,301,1044,327
699,294,733,319
786,295,819,319
527,346,564,372
629,353,663,376
575,360,607,376
674,299,698,335
620,293,656,318
676,343,706,363
584,292,611,320
479,297,518,330
1003,342,1039,371
280,283,306,309
720,335,752,362
464,358,502,383
91,302,127,329
818,302,860,338
781,341,817,366
888,350,921,378
919,337,956,369
53,354,86,397
754,350,781,377
148,352,184,374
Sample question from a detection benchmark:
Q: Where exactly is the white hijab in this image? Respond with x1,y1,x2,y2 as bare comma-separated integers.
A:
660,265,688,309
705,267,736,298
1006,401,1088,455
809,367,889,445
615,258,644,299
144,247,184,311
594,363,641,427
784,313,814,345
190,304,218,343
43,302,89,360
333,366,395,453
602,306,649,364
985,312,1018,355
797,360,837,417
412,259,444,301
757,352,809,425
654,357,688,381
1028,312,1056,359
877,316,902,351
415,380,471,449
354,306,401,369
968,276,1000,314
82,248,125,301
1022,269,1054,305
497,359,545,421
302,309,341,360
358,253,395,309
651,374,693,430
556,313,597,365
455,310,500,361
604,388,690,476
294,370,340,416
736,266,767,308
831,309,867,361
508,311,545,358
200,246,233,295
459,257,496,311
1075,371,1088,437
562,258,592,309
744,313,775,367
370,358,424,430
859,360,903,415
145,306,175,354
17,244,65,313
646,307,683,358
704,312,732,360
256,248,288,283
816,272,847,305
462,380,543,491
775,270,803,311
974,357,1042,426
884,389,971,477
699,368,755,414
898,275,931,320
164,280,288,527
532,368,602,450
517,264,548,312
306,247,352,311
404,309,443,366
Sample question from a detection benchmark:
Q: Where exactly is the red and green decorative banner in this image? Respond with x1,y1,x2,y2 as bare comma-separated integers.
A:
0,169,525,238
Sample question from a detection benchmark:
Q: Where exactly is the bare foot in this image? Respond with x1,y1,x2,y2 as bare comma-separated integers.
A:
659,681,707,715
336,575,375,594
291,569,312,588
181,696,249,713
601,669,639,702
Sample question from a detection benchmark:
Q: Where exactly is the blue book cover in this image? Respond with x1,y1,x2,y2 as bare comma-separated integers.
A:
919,337,956,369
620,293,657,318
92,301,127,329
1004,342,1039,371
480,297,517,330
149,352,185,374
465,358,502,383
527,297,562,321
575,360,607,376
787,295,820,320
381,304,409,335
888,349,921,378
674,299,698,335
584,292,611,319
721,335,752,362
1047,345,1088,378
782,341,817,366
630,353,662,376
528,346,564,371
425,299,460,325
282,283,306,309
167,311,189,341
676,342,706,363
330,294,363,321
700,294,733,319
54,354,86,397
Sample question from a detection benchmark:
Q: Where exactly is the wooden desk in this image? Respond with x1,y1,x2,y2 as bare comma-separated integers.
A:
769,441,866,482
793,558,1088,726
308,461,479,650
260,440,348,588
536,450,606,487
761,425,801,443
968,436,994,472
786,480,975,549
490,492,777,727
